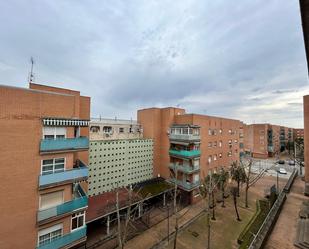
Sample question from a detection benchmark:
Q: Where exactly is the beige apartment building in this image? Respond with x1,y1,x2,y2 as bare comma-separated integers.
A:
88,118,153,195
0,83,90,249
138,107,241,203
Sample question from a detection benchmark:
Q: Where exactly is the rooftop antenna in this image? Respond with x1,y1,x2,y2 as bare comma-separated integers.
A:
28,57,35,84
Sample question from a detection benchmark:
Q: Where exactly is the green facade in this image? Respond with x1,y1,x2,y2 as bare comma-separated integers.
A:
88,139,153,196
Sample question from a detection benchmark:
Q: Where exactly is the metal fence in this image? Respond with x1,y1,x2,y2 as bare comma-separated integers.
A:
248,168,298,249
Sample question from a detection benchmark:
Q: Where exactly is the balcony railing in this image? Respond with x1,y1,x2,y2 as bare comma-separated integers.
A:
168,178,200,191
39,165,88,189
169,149,201,158
38,185,88,223
169,134,201,141
268,146,274,152
37,226,87,249
40,137,89,153
169,164,200,174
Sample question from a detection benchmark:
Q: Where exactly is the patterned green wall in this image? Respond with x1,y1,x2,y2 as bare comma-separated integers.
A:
88,138,153,196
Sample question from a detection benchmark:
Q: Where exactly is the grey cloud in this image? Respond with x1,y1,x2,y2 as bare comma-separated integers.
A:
0,0,307,127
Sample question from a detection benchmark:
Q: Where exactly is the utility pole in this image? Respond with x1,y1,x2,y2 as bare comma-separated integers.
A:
28,57,35,83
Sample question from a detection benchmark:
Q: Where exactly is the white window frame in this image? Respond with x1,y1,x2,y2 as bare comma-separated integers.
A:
39,190,64,210
71,211,85,231
43,127,67,139
38,224,63,247
41,157,66,175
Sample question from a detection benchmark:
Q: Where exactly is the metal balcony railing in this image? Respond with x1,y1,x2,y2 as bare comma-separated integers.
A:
169,134,201,141
169,163,200,174
40,137,89,153
37,226,87,249
169,149,201,158
39,163,88,188
37,185,88,222
168,178,200,191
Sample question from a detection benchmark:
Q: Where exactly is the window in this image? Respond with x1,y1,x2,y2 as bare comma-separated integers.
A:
41,158,65,175
219,141,222,147
103,126,112,133
90,126,100,133
119,127,124,133
208,129,212,135
71,211,85,231
214,154,217,161
43,127,66,139
229,129,232,134
213,141,217,147
40,191,63,210
208,142,212,148
208,156,212,164
219,153,222,158
219,129,222,134
38,224,63,247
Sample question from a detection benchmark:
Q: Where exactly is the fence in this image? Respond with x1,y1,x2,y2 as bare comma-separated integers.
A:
248,168,298,249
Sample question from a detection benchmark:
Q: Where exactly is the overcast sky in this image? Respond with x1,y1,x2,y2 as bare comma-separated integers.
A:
0,0,308,127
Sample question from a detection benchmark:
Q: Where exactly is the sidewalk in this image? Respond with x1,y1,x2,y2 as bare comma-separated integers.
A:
264,177,308,249
122,200,205,249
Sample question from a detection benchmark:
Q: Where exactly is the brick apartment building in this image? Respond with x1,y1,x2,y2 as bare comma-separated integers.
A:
304,95,309,194
243,123,294,159
294,128,304,140
0,83,90,249
138,107,241,204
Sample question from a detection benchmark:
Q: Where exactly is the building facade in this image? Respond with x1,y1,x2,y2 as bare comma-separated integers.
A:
304,95,309,194
89,118,142,140
137,107,241,204
243,123,294,158
88,119,153,195
0,83,90,249
294,128,304,140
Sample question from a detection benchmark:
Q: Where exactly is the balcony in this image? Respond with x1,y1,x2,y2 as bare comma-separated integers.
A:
268,146,274,152
40,137,89,154
168,178,200,191
169,163,200,174
38,185,88,224
37,226,87,249
169,149,201,158
169,134,200,142
39,163,88,189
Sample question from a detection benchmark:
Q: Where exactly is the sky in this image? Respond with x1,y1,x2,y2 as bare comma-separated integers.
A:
0,0,308,128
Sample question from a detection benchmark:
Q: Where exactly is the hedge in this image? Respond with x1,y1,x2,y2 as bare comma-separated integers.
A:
238,199,271,249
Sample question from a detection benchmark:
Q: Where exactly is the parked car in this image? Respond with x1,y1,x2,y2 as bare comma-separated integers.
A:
278,168,287,174
288,160,295,166
278,160,285,164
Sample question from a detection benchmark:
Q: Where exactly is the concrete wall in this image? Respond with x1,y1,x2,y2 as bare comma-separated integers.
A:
88,139,153,195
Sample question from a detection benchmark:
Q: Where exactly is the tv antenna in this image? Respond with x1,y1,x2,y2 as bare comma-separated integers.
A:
28,57,35,83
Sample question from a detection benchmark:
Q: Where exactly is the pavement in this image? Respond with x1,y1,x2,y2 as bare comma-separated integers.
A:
264,177,308,249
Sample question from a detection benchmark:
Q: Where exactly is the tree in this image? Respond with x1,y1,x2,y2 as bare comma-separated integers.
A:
114,185,146,249
230,186,241,221
240,158,265,208
215,167,229,208
230,161,246,197
205,173,218,220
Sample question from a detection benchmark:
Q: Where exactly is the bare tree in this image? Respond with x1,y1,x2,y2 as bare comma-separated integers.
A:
240,158,265,208
114,185,146,249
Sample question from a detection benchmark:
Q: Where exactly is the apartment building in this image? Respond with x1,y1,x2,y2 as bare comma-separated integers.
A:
304,95,309,195
89,118,142,140
243,124,294,158
294,128,304,140
0,83,90,249
88,119,153,195
138,107,241,204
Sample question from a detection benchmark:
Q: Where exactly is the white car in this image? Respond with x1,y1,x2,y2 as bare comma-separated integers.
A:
278,168,287,174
